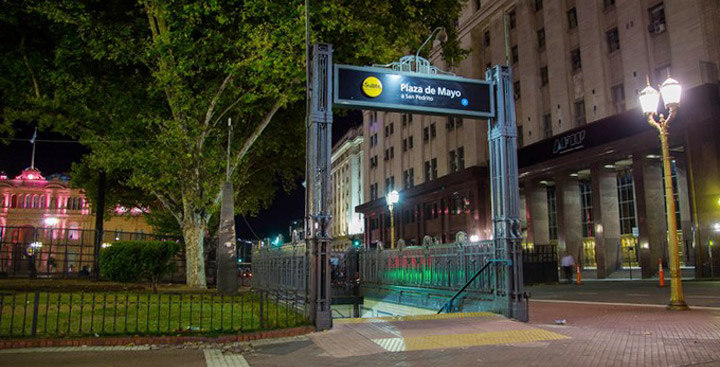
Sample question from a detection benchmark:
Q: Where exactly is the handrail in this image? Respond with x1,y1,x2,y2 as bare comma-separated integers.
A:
437,260,493,314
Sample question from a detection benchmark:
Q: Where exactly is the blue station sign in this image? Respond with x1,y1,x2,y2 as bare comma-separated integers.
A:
334,64,494,118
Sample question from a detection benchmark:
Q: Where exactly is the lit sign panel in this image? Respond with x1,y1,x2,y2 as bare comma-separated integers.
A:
334,65,494,118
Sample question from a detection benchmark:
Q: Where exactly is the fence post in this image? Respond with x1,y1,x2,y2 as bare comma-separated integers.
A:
31,291,40,337
259,290,264,329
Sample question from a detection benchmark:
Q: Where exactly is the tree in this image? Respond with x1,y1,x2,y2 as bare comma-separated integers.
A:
1,0,467,288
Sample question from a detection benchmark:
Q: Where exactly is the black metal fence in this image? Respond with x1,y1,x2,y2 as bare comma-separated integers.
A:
522,245,559,284
0,289,307,338
0,226,185,279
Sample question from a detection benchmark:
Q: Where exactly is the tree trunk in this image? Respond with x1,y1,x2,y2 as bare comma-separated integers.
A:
182,214,207,288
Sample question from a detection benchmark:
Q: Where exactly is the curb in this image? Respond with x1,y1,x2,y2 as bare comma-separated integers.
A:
0,326,314,350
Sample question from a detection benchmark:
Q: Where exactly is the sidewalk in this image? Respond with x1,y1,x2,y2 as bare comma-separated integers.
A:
2,301,720,366
243,302,720,366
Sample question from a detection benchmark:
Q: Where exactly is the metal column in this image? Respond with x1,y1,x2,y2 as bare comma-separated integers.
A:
306,43,333,330
486,65,527,322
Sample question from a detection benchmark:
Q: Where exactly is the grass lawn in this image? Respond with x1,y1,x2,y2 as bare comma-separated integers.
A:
0,289,308,338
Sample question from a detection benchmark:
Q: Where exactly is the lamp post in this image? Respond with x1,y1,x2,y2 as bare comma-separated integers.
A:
638,75,688,310
386,190,399,248
415,27,447,72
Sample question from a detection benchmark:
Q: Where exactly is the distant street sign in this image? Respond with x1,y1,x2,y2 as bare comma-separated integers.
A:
334,65,494,118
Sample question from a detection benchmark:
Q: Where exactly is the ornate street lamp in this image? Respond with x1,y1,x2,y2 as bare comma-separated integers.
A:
386,190,399,248
415,27,447,72
638,75,688,310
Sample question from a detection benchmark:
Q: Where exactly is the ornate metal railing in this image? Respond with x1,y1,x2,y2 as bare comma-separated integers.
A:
360,240,496,293
251,242,308,294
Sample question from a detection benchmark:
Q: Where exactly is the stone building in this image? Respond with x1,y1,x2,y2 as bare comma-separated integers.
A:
0,166,153,275
330,126,364,250
356,0,720,278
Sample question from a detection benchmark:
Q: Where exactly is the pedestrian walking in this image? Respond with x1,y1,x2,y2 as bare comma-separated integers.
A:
561,253,575,284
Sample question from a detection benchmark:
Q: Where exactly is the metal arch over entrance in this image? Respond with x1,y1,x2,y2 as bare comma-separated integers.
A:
303,43,525,330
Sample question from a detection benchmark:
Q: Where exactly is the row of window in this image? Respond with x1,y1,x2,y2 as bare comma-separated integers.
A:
1,195,84,210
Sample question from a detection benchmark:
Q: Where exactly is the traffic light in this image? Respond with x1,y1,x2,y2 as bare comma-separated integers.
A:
352,238,361,248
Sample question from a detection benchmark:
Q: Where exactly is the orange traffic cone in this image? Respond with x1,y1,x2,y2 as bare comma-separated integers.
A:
575,264,583,285
658,258,665,287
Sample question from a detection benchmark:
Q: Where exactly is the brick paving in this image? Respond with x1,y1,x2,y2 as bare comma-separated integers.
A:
2,301,720,366
245,301,720,367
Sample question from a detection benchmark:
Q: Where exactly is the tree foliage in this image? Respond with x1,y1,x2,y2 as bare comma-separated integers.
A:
1,0,468,288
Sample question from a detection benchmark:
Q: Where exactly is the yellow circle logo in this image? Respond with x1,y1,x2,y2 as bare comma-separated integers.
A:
362,76,383,98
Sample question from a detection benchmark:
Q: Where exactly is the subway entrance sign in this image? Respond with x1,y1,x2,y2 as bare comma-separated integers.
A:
334,64,494,119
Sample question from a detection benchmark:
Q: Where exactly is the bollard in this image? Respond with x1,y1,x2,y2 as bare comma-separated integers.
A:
658,258,665,287
575,264,583,285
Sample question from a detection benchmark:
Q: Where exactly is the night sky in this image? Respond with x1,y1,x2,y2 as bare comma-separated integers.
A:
0,110,362,240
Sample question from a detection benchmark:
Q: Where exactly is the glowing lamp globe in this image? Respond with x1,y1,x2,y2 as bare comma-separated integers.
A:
660,77,682,107
639,84,660,115
386,190,399,206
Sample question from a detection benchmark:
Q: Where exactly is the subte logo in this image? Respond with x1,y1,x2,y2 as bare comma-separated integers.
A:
361,76,383,98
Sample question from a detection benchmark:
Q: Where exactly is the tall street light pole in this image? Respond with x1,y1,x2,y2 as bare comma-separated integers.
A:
415,27,447,72
386,190,399,249
638,76,688,310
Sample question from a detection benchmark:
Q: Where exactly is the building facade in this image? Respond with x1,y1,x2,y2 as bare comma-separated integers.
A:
0,166,153,275
330,126,364,249
356,0,720,278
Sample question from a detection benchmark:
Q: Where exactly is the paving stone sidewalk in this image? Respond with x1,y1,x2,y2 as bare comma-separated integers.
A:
244,301,720,367
2,301,720,367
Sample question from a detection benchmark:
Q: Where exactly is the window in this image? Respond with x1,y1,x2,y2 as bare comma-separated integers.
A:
384,125,389,137
513,80,521,100
511,45,519,64
403,168,415,189
403,139,408,152
423,127,430,141
446,117,462,130
517,125,524,147
424,161,431,182
384,149,389,161
408,136,414,149
385,177,395,193
617,169,636,235
370,156,378,168
540,66,549,86
575,100,586,126
571,48,582,71
475,0,481,12
603,0,615,9
508,10,516,29
449,150,457,173
579,180,594,237
611,84,625,113
370,111,377,124
567,7,578,30
607,28,620,52
370,134,377,147
648,3,666,34
537,28,546,49
457,147,465,170
430,123,436,138
547,186,558,241
535,0,543,12
370,183,378,200
543,113,552,139
429,158,437,180
484,30,490,47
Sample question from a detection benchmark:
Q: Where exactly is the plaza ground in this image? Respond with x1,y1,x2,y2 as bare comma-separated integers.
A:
2,281,720,367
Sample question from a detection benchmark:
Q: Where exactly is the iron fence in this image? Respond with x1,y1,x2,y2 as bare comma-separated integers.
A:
252,242,308,293
252,239,498,296
0,289,307,338
0,226,184,279
359,241,497,293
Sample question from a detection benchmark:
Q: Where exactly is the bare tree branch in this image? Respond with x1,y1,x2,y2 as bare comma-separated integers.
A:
152,189,182,224
229,98,286,176
204,73,234,126
19,34,41,99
